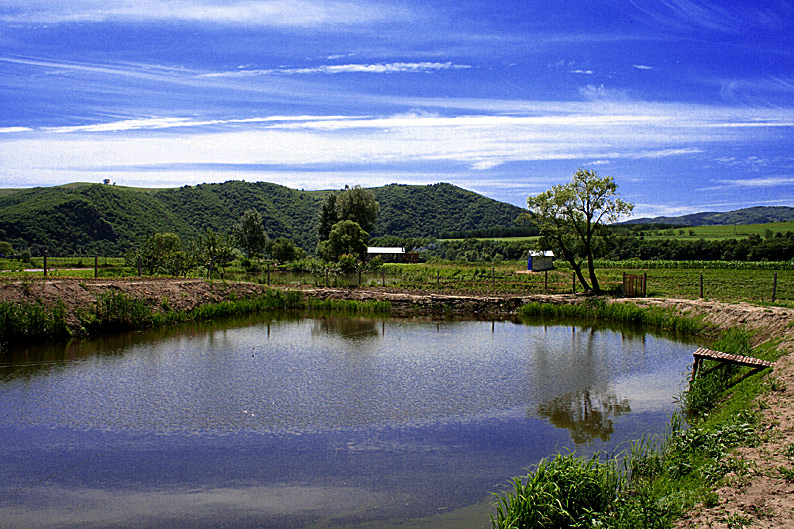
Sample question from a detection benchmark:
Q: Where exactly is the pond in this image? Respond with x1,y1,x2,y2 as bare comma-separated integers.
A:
0,313,698,529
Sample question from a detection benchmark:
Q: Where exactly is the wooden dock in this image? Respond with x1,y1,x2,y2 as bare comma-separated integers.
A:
691,347,774,381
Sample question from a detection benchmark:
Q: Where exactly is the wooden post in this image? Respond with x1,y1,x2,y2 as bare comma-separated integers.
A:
572,272,576,294
699,274,704,298
772,272,778,302
137,256,142,277
267,264,270,285
94,256,98,278
643,272,647,296
492,267,495,288
544,270,548,292
436,270,439,288
358,270,362,286
325,268,329,287
622,272,626,296
43,250,47,277
382,269,385,287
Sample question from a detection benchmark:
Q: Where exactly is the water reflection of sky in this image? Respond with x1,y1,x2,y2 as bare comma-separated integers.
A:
0,315,697,529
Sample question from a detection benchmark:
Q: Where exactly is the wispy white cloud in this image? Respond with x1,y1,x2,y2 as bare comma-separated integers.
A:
40,115,368,134
2,97,793,192
0,0,408,27
714,176,794,188
632,64,653,70
204,62,471,77
628,1,753,33
578,84,630,101
0,127,33,133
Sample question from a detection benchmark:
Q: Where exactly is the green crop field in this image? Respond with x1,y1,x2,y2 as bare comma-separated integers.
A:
639,221,794,240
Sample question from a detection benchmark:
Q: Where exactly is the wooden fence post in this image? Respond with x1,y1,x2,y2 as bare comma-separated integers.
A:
572,272,576,294
43,250,47,277
382,269,385,287
94,256,98,278
492,267,495,288
772,272,778,302
436,270,439,288
699,274,704,298
643,272,647,296
267,264,270,285
544,270,548,292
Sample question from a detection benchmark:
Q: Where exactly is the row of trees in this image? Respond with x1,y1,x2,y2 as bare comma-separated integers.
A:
606,232,794,262
127,209,304,277
125,185,382,277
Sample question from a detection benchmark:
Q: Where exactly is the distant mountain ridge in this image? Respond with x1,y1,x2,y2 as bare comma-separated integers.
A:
0,181,525,255
624,206,794,226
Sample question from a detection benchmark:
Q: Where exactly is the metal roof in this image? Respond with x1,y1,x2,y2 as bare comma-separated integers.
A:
367,247,405,254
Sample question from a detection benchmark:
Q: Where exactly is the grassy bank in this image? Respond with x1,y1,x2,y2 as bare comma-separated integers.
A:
490,314,785,528
0,289,391,348
518,297,704,334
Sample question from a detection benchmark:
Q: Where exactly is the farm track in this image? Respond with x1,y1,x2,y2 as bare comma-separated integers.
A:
2,277,793,528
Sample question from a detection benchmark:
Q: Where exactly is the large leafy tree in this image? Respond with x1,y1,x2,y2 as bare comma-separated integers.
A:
232,209,267,258
316,191,340,242
334,185,380,234
317,220,369,261
523,168,633,293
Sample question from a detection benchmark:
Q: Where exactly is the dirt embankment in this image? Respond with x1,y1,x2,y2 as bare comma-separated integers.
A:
0,278,578,329
2,278,794,528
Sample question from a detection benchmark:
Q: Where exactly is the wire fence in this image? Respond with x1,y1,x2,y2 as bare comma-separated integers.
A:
2,257,791,305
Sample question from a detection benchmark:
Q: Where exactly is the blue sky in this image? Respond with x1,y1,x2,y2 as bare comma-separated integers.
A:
0,0,792,217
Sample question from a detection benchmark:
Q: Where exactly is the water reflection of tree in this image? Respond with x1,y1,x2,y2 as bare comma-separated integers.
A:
536,389,631,444
311,317,380,341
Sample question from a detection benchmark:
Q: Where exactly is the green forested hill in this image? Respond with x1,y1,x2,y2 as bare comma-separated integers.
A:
0,185,193,255
625,206,794,226
371,183,525,237
0,181,526,255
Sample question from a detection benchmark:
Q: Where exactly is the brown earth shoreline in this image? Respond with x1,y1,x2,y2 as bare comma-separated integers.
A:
3,277,794,528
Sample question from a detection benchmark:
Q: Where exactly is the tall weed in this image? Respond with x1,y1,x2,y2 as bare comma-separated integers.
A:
491,452,620,529
682,329,752,418
0,300,71,345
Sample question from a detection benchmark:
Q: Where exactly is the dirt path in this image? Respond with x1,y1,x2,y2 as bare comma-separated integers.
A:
2,278,793,528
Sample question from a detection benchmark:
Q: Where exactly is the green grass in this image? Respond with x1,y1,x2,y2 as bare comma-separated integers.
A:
491,452,622,529
640,221,794,241
518,298,705,334
0,300,71,346
1,288,392,347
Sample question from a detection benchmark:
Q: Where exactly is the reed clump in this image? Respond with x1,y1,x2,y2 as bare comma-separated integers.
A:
519,298,702,334
0,300,71,346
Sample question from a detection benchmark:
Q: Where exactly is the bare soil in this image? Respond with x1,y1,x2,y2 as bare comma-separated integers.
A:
2,278,793,528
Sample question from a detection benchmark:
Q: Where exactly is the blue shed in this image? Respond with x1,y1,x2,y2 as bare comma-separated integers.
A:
527,250,554,271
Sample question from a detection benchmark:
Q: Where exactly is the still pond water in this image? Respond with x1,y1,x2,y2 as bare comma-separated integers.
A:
0,313,697,528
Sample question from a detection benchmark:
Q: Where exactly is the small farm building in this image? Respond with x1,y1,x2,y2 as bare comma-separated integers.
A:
527,250,554,271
